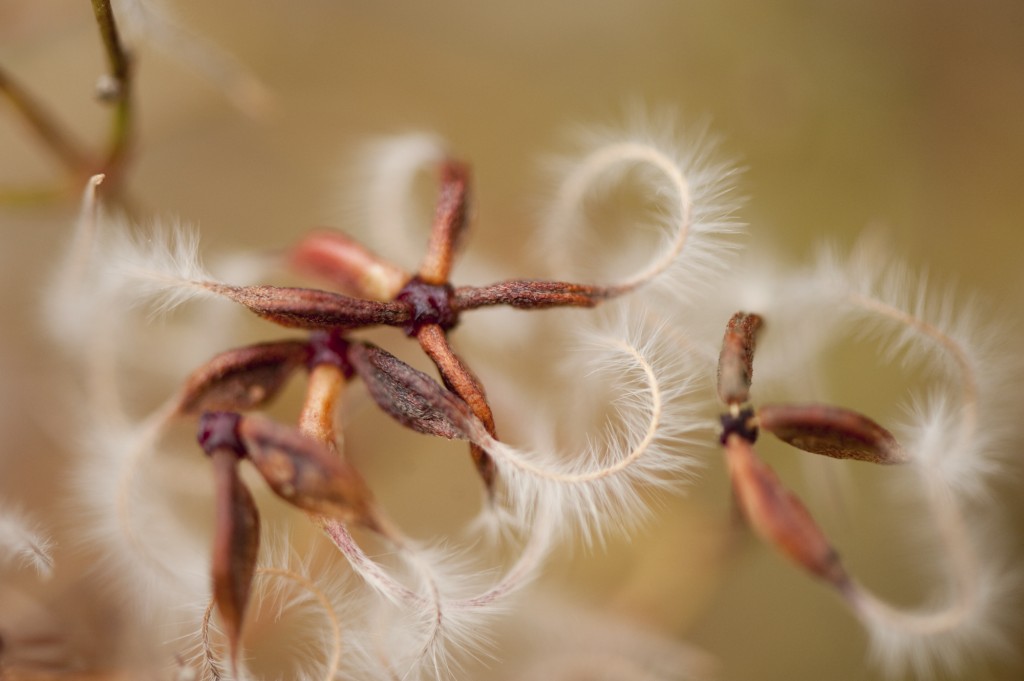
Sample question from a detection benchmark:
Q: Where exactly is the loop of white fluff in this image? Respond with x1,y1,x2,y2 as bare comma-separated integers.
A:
472,311,704,544
343,133,449,270
787,236,1021,676
0,507,55,578
538,117,742,303
324,514,554,680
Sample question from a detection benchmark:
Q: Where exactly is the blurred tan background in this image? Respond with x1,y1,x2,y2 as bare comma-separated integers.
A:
1,1,1023,680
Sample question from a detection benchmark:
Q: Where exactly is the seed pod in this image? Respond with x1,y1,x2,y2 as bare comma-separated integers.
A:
452,280,607,311
717,312,763,405
236,415,377,527
288,229,407,300
211,283,412,330
177,340,309,415
347,341,482,441
209,449,260,673
757,403,907,464
724,434,849,588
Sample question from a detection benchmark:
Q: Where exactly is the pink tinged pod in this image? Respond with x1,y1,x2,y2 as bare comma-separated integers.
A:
724,434,850,588
287,228,408,300
717,312,764,405
757,403,908,464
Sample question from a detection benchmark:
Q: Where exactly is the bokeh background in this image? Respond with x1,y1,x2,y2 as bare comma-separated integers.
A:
1,1,1023,680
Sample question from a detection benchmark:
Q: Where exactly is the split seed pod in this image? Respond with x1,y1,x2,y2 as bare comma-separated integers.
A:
757,403,907,464
237,414,379,528
347,341,482,441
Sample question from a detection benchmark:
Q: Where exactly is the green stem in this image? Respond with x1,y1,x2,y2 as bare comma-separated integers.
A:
91,0,134,179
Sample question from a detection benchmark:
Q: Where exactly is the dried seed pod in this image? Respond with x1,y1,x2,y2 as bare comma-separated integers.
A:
177,340,310,415
757,403,908,464
419,160,471,285
724,434,849,588
452,280,608,311
717,312,764,405
347,341,482,441
288,229,408,300
236,415,378,527
211,283,412,330
209,449,260,673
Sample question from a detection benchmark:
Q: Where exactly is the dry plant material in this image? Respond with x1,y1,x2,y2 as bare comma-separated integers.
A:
199,412,259,672
716,311,905,586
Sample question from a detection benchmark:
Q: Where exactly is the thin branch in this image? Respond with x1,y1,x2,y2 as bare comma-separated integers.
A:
91,0,135,179
0,63,94,176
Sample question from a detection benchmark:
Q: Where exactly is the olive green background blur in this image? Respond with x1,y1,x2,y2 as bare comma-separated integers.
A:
1,1,1023,680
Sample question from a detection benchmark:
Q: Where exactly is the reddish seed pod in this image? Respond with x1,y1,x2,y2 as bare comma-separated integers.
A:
177,340,309,415
347,341,482,441
209,449,260,673
236,414,377,527
724,434,849,588
757,403,908,464
716,312,764,406
288,228,407,300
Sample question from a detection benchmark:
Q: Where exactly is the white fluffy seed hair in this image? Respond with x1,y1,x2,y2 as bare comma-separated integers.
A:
323,511,553,681
536,112,743,305
470,308,705,544
72,406,210,619
340,132,449,270
183,536,369,681
0,506,55,578
780,235,1023,677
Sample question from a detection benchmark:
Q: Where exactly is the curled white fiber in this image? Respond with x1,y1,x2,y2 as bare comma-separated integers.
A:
473,311,704,543
789,236,1021,676
539,115,742,304
346,132,449,269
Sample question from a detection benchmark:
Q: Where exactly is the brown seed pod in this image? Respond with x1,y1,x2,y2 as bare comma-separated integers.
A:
757,403,908,464
452,280,608,311
209,449,260,673
724,434,849,587
211,284,412,330
177,340,310,415
346,341,482,441
716,312,764,406
237,415,377,527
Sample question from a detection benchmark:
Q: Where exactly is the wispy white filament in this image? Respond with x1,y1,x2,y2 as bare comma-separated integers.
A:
790,237,1021,676
539,118,742,304
0,507,55,578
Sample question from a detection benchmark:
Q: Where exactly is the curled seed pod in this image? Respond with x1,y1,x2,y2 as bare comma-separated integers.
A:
757,403,908,464
177,340,310,415
211,284,411,330
724,434,849,588
347,341,482,441
717,312,763,405
209,449,260,673
236,415,378,527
